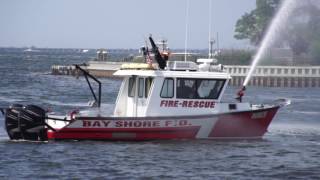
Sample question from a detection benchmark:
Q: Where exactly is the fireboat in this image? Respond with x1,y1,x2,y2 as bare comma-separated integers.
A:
1,36,289,141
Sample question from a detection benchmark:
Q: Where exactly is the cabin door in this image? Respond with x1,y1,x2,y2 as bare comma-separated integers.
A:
136,78,148,116
127,76,137,116
127,77,152,117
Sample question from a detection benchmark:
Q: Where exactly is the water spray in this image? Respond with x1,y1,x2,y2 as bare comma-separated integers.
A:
238,0,298,99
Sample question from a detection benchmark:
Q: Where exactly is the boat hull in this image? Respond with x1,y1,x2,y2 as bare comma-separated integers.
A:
47,106,280,140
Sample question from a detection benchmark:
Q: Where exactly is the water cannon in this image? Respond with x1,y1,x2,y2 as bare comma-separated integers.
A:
149,35,167,69
236,86,246,102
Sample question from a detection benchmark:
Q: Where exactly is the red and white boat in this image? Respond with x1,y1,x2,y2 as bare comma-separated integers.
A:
2,36,289,141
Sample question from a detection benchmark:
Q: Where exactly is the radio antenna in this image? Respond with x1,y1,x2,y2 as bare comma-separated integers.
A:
184,0,190,62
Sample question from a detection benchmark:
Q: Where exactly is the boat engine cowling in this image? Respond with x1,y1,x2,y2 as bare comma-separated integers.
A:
4,104,48,141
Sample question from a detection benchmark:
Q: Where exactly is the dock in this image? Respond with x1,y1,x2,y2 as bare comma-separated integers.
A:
51,62,320,87
226,65,320,87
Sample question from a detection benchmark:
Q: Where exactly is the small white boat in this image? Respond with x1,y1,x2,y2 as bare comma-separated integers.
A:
23,48,40,52
2,36,289,141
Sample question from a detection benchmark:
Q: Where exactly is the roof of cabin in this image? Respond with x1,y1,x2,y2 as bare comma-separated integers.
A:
113,69,231,79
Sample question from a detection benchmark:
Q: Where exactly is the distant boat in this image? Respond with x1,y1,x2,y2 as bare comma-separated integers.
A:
81,49,89,53
23,48,40,52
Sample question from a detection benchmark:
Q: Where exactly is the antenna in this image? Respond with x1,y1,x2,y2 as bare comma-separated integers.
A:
208,0,213,58
216,32,219,52
184,0,190,62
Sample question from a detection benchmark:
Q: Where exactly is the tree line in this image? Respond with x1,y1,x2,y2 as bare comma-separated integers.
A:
233,0,320,65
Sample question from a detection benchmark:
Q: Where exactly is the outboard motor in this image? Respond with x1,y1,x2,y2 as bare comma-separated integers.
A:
4,104,47,141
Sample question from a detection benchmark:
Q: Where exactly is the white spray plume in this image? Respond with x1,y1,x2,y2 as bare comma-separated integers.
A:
243,0,298,86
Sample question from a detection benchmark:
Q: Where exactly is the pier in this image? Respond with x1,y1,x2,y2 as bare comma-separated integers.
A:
225,65,320,87
51,61,123,78
51,62,320,87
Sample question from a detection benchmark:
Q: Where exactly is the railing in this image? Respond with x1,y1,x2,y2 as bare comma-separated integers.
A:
224,65,320,78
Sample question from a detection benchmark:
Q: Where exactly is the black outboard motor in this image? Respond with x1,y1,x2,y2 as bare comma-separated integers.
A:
149,36,167,69
4,104,47,141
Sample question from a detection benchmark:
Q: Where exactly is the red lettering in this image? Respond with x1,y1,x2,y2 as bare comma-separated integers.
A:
142,121,152,127
115,121,123,127
153,121,160,127
174,101,178,107
193,101,199,108
199,101,205,108
102,121,111,127
179,120,188,126
162,100,214,108
83,120,91,127
124,121,133,127
92,121,101,127
134,121,142,127
210,102,215,108
160,100,167,107
165,120,172,126
182,101,188,107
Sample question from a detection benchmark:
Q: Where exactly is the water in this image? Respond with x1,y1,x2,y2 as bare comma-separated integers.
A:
243,0,298,86
0,52,320,179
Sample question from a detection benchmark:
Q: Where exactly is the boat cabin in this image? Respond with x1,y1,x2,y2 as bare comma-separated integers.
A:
113,61,231,117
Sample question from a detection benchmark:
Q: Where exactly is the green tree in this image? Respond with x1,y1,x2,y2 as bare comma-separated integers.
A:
235,0,320,63
234,0,280,45
310,38,320,63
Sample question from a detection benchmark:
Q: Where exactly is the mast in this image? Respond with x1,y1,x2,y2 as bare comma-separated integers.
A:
184,0,190,62
216,32,219,53
209,39,214,58
208,0,213,58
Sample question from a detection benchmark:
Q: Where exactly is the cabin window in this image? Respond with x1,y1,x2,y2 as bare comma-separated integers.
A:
138,78,144,97
177,78,225,99
145,77,154,98
128,77,136,97
177,79,197,99
160,78,174,98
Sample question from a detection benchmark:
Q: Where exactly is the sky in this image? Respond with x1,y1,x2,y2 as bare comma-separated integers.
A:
0,0,255,49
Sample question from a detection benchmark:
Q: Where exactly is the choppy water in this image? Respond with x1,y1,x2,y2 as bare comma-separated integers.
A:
0,52,320,179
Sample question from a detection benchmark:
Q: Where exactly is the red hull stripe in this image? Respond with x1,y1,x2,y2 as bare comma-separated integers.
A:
47,106,280,140
209,107,279,137
48,126,201,140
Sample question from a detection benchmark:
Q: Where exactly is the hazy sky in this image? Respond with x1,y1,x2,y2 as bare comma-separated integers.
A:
0,0,255,49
